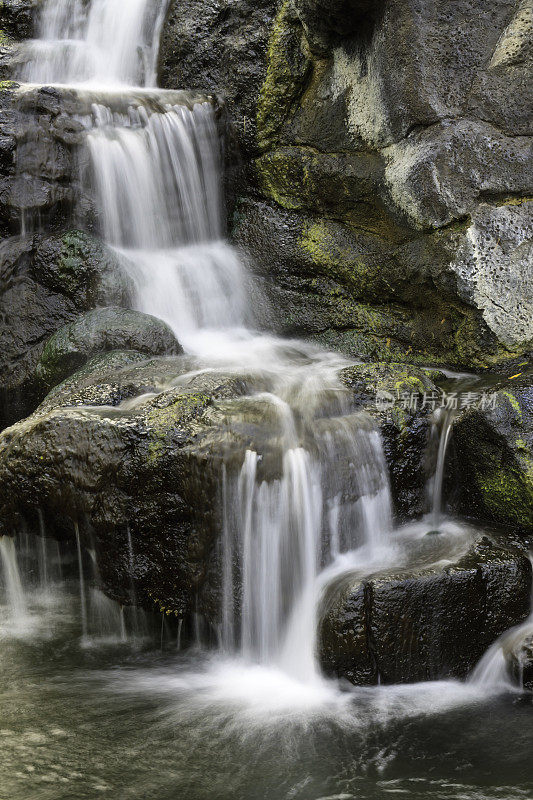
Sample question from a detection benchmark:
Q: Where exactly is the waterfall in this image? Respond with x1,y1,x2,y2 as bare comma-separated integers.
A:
81,101,250,341
221,404,393,679
85,102,222,249
15,0,397,686
0,536,28,626
17,0,169,86
430,409,454,531
75,523,88,640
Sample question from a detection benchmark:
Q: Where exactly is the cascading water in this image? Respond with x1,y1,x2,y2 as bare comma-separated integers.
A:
0,536,28,628
469,557,533,691
13,0,493,695
220,408,393,682
429,408,455,531
58,25,397,684
16,0,168,86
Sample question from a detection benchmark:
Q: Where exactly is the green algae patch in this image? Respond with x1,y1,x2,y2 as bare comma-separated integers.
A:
256,2,311,151
478,470,533,530
147,392,212,464
453,384,533,534
299,219,383,296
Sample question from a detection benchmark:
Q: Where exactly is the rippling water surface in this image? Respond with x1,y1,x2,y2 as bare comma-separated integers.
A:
1,582,532,800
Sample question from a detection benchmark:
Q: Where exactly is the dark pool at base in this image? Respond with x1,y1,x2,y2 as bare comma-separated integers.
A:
1,612,532,800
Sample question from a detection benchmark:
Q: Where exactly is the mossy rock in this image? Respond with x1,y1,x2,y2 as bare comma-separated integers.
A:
452,377,533,533
234,197,512,368
0,352,256,619
256,0,311,151
31,230,133,307
340,362,445,519
0,230,136,429
34,307,183,392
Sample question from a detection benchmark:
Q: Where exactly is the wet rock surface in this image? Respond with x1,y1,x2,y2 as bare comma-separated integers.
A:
319,536,532,685
34,306,182,392
0,352,256,619
0,230,130,429
340,362,444,519
510,637,533,691
0,85,86,232
452,377,533,534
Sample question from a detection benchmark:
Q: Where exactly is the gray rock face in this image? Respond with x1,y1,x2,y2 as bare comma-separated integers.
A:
451,202,533,350
35,306,183,392
1,0,37,41
319,536,532,684
160,0,533,366
159,0,279,161
0,1,38,79
0,84,88,233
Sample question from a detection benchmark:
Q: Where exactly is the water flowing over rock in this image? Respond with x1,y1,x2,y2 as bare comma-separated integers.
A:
15,0,169,86
320,536,532,685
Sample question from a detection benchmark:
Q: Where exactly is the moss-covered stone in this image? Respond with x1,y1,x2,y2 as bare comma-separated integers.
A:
0,230,135,429
339,361,445,518
0,354,254,618
147,392,212,464
34,306,182,393
31,230,132,306
234,197,517,368
256,1,311,151
452,379,533,533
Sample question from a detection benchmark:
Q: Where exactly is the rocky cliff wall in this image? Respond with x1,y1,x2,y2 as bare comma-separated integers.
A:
160,0,533,368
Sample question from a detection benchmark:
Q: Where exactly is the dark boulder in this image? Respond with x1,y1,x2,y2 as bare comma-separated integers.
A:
0,352,257,619
339,361,445,518
0,230,132,428
319,536,532,685
0,0,37,41
34,306,182,392
0,84,85,232
451,377,533,534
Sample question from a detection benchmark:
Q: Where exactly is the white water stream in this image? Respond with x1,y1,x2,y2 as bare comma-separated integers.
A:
17,0,168,86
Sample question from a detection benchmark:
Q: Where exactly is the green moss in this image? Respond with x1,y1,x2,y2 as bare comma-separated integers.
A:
501,390,522,418
57,231,96,292
256,2,311,151
300,219,383,294
255,147,407,240
147,393,211,464
478,470,533,530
